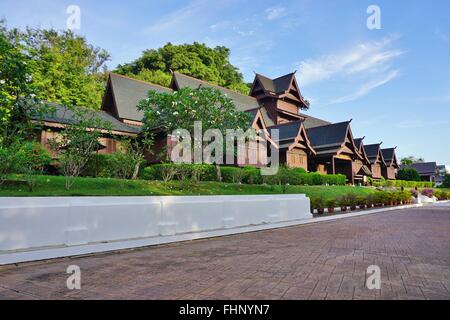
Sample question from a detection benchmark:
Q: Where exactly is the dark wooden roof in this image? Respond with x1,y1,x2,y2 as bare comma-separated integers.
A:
251,72,309,109
354,138,364,150
365,143,386,165
306,121,359,157
354,137,371,165
268,120,315,154
268,121,302,141
306,121,350,148
406,162,437,175
34,103,142,134
171,72,260,112
254,73,296,94
381,148,399,167
104,73,173,122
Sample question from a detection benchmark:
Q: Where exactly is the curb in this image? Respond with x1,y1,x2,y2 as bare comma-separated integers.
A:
306,201,449,226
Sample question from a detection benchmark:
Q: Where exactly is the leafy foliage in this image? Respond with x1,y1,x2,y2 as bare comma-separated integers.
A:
49,107,112,190
1,21,110,112
401,156,424,166
24,28,110,109
138,86,252,134
443,174,450,188
397,167,421,181
116,42,250,94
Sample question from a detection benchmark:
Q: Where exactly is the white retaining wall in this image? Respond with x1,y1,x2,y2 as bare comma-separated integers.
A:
0,195,311,265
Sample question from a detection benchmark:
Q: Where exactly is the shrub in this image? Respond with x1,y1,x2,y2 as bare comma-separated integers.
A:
83,154,115,178
397,167,420,181
311,197,325,209
221,166,246,183
19,142,52,190
142,166,157,180
326,199,337,209
346,193,358,207
0,142,23,184
338,195,349,208
366,194,375,207
291,167,307,174
421,188,434,198
434,189,442,200
442,174,450,188
357,196,367,207
142,163,218,182
242,166,262,184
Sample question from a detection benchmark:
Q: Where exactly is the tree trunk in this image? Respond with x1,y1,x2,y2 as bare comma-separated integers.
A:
215,164,222,182
132,163,140,180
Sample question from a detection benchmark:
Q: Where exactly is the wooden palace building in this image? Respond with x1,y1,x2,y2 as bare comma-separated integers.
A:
34,70,400,184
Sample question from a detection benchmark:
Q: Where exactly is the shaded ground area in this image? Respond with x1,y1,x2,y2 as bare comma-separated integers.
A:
0,204,449,300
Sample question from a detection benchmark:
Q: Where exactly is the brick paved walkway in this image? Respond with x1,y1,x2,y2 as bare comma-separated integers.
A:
1,204,449,300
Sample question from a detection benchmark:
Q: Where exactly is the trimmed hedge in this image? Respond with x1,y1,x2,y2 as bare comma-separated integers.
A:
371,178,434,189
142,163,218,182
142,164,346,186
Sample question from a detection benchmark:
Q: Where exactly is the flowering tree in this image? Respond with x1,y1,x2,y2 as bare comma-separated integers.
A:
138,87,253,179
138,87,252,134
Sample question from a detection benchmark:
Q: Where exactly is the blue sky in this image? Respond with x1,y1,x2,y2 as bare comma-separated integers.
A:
1,0,449,163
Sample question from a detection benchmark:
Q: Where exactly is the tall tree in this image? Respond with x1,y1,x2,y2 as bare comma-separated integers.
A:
24,28,110,109
0,21,32,127
116,42,250,94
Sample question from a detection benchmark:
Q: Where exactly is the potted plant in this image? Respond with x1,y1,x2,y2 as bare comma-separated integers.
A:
357,196,367,209
373,193,382,207
392,192,400,206
421,188,434,199
326,199,336,214
347,193,358,211
338,195,348,212
310,198,316,214
366,194,374,208
315,197,325,215
384,192,392,206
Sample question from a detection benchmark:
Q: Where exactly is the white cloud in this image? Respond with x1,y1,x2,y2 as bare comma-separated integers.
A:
297,36,403,86
145,0,205,34
265,6,286,21
329,70,399,104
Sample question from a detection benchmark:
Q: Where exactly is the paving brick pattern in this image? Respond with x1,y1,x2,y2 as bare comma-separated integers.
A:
0,205,449,300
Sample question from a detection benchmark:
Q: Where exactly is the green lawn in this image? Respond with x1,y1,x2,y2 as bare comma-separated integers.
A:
0,175,377,200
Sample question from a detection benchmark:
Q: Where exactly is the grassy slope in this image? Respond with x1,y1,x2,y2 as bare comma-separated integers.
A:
0,175,376,200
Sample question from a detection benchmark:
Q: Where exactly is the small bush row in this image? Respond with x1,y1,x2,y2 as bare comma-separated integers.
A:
141,164,347,186
369,177,434,188
82,152,144,180
142,163,218,182
311,191,415,214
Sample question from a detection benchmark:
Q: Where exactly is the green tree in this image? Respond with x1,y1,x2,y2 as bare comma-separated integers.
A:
138,87,252,176
138,87,252,135
397,167,421,181
401,156,424,166
116,42,250,94
49,107,112,190
442,174,450,188
24,28,110,109
0,22,33,130
0,22,54,146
